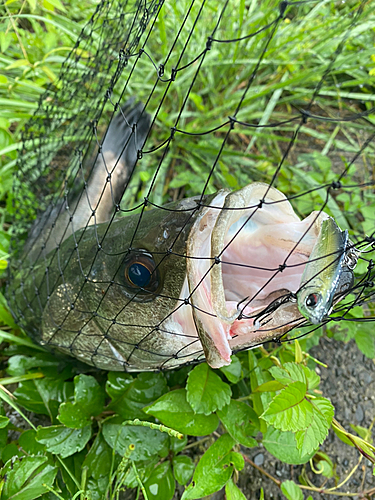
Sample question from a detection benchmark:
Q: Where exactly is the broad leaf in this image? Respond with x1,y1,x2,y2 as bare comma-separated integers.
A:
181,434,244,500
0,456,57,500
172,456,195,486
225,478,247,500
261,381,313,432
102,415,168,461
58,374,105,428
218,400,258,448
36,425,91,458
262,426,316,465
82,431,112,480
295,397,334,454
220,355,242,383
144,462,175,500
186,364,231,415
281,480,303,500
106,372,167,420
144,389,219,436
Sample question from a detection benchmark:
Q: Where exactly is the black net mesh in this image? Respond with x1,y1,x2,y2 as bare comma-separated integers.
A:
6,0,375,372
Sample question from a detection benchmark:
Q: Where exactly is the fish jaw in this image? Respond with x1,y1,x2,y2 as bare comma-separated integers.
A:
186,183,329,369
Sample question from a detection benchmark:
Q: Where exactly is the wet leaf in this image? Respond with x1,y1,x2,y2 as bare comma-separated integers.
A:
295,398,334,455
18,430,46,456
281,480,303,500
102,415,168,461
144,389,219,436
218,400,258,448
36,425,92,458
186,364,231,415
82,431,112,480
106,372,167,420
0,416,9,428
263,427,316,465
181,434,244,500
58,374,105,428
172,455,195,485
220,355,242,383
225,478,247,499
0,456,57,500
144,462,175,500
261,381,313,432
270,362,320,391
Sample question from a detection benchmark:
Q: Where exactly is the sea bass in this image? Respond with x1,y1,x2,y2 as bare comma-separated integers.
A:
7,103,356,371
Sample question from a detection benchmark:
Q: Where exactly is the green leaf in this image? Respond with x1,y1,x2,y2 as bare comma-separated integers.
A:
18,430,46,456
170,434,188,454
263,426,316,465
254,380,285,392
220,355,242,383
270,363,320,391
0,416,9,428
186,364,231,415
218,400,258,448
14,377,73,421
144,462,175,500
102,415,168,461
0,456,57,500
58,374,105,428
144,389,219,436
261,381,312,432
181,434,243,500
355,326,375,359
106,371,167,420
35,425,91,458
281,480,303,500
172,456,195,486
225,478,247,500
295,398,334,455
82,431,112,480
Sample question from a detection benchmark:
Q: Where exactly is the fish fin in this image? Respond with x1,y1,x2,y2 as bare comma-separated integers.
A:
82,100,151,223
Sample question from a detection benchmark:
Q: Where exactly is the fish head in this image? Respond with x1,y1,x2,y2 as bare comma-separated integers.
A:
12,182,355,371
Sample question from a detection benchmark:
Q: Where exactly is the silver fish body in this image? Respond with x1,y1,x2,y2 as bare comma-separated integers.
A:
297,217,357,324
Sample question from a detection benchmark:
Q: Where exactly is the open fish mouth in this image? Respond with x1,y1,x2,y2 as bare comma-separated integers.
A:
176,183,335,368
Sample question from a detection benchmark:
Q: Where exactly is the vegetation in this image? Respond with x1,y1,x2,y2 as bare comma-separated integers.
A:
0,0,374,499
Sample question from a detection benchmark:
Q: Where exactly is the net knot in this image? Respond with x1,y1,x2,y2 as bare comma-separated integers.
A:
206,36,213,50
170,126,176,139
214,256,220,264
137,149,143,159
228,116,236,129
331,181,342,189
158,64,164,77
279,1,288,18
258,199,264,209
184,298,189,305
171,67,177,81
278,263,286,272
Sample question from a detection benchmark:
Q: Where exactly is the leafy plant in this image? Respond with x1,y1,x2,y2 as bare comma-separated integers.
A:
0,0,375,499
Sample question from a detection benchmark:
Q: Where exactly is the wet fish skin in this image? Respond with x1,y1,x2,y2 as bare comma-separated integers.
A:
297,216,354,325
8,102,357,371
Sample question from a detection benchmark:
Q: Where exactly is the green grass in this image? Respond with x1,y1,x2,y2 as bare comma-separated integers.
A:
0,0,375,499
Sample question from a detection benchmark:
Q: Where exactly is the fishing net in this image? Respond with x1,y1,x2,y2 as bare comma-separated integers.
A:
6,0,375,372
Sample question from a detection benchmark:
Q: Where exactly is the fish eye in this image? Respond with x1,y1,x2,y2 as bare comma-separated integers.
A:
305,293,320,308
122,250,160,296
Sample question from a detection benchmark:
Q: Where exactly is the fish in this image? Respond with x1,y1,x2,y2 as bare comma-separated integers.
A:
297,217,358,325
7,102,357,372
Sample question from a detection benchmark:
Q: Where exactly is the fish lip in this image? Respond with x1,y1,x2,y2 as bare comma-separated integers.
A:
187,183,334,369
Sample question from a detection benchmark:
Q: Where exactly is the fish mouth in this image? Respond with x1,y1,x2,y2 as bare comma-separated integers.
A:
186,182,328,369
